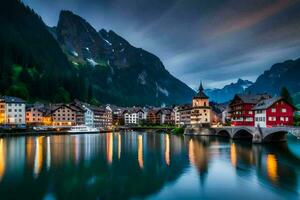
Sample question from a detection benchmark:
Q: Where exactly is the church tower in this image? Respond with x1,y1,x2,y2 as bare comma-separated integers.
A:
191,82,211,125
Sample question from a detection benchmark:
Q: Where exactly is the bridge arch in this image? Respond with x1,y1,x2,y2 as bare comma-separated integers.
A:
217,130,231,138
232,129,253,141
263,131,288,143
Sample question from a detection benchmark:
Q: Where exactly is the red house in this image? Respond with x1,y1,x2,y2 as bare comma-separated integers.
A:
229,94,271,126
252,97,296,127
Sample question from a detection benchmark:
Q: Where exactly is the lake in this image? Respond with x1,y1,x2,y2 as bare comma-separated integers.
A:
0,131,299,199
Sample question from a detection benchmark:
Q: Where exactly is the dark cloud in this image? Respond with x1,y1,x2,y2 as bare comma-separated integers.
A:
22,0,300,89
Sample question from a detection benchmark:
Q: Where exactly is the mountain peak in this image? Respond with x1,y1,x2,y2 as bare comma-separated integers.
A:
205,79,253,103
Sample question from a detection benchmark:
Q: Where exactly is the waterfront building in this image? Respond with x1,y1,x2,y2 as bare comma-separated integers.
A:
26,103,47,126
156,108,175,125
221,109,230,124
0,96,26,127
146,108,159,124
50,104,78,126
190,83,211,126
177,104,192,126
173,106,180,125
123,108,144,125
229,94,271,126
112,106,126,126
102,105,113,127
252,97,296,127
210,110,221,125
90,105,112,128
70,100,94,127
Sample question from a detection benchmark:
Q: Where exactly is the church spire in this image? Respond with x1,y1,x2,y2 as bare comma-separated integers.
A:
194,81,208,99
198,82,204,93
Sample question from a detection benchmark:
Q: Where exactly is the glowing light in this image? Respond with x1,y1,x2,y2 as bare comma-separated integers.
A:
34,137,44,178
0,139,6,182
106,132,113,164
46,137,51,170
188,139,195,165
230,143,237,167
267,154,278,184
118,133,121,160
165,134,170,166
138,135,144,169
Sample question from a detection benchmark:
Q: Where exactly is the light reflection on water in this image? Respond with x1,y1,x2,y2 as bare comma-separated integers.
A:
0,132,299,199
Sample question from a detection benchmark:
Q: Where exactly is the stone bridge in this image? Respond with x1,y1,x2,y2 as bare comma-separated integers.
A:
213,126,299,143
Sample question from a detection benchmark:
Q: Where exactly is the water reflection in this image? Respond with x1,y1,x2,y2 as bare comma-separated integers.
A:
267,154,278,184
0,132,299,199
0,139,5,182
138,134,144,169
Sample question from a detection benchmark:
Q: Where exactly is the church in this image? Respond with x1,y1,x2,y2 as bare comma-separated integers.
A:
190,83,211,126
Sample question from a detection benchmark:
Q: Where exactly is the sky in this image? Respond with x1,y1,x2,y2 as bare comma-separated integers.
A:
22,0,300,90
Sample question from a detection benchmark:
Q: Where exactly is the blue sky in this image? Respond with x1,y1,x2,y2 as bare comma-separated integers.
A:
23,0,300,90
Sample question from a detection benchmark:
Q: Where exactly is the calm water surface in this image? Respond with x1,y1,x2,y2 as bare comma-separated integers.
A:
0,131,299,200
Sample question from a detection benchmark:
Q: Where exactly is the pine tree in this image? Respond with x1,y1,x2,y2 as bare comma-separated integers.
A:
280,86,293,104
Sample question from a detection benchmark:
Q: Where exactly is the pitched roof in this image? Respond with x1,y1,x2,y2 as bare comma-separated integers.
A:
123,107,144,114
1,96,26,103
194,82,209,99
156,108,173,115
253,96,296,110
232,94,271,104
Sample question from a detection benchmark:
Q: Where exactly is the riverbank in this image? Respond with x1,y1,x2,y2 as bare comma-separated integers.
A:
0,128,119,138
0,125,178,137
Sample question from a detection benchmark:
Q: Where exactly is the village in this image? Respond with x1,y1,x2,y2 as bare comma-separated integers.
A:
0,83,297,134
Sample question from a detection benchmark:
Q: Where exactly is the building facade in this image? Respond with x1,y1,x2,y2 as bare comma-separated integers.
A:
191,83,211,125
0,96,26,127
124,108,144,125
26,104,45,126
229,94,270,126
51,104,77,126
253,97,295,127
156,108,175,125
147,109,159,124
177,104,192,126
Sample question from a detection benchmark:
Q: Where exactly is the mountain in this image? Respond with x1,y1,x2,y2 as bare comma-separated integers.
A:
205,79,253,103
0,0,85,102
246,58,300,102
51,10,196,106
0,1,195,106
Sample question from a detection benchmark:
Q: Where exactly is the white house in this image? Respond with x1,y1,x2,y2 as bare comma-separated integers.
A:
0,96,26,127
123,108,144,125
82,104,94,127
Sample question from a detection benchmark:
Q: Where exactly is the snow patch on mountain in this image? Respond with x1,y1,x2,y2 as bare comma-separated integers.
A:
138,71,147,85
156,82,169,97
86,58,98,66
71,51,78,57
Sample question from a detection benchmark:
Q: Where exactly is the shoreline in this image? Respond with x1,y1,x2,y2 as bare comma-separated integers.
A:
0,126,176,138
0,129,120,138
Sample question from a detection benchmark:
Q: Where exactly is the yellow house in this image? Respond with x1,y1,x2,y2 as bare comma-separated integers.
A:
191,83,211,126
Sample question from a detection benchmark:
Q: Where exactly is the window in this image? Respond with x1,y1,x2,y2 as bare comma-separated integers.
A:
271,108,276,113
249,111,253,114
280,117,284,121
282,108,287,113
268,117,272,121
286,117,289,122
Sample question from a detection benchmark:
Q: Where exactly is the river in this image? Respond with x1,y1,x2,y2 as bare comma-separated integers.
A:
0,131,299,199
